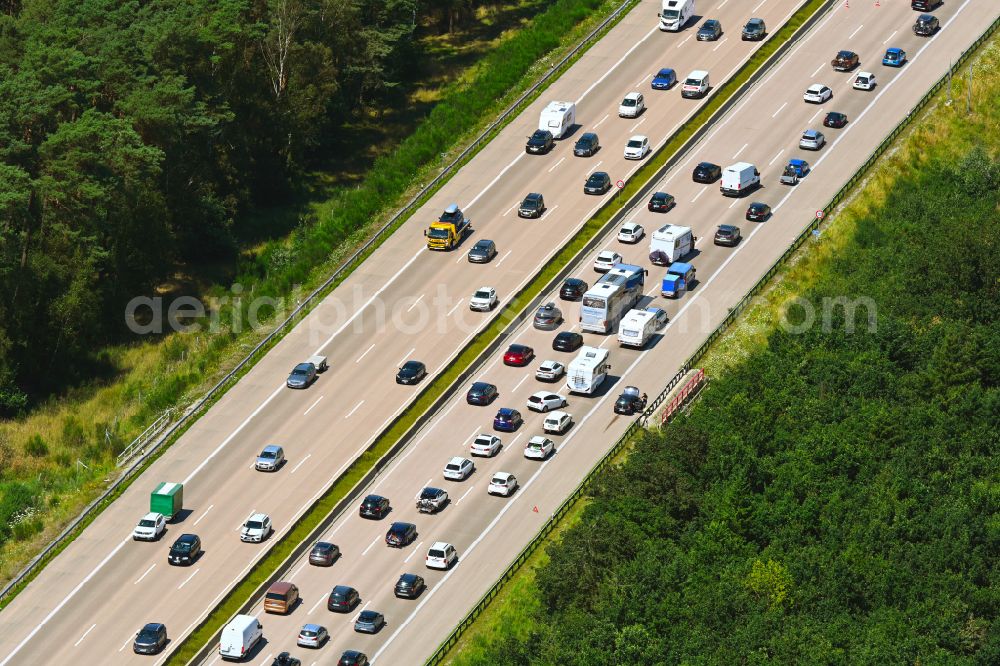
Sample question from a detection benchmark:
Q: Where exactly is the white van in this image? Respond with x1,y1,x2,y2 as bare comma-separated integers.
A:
660,0,694,31
681,70,710,99
219,614,262,661
618,309,658,348
543,411,574,435
648,224,694,265
720,162,761,197
539,101,576,139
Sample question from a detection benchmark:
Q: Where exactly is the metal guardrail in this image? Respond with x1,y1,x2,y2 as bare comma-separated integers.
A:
0,0,640,606
423,13,1000,665
115,410,173,466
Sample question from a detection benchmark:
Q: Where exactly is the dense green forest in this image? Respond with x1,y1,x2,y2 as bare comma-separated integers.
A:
462,146,1000,660
0,0,517,408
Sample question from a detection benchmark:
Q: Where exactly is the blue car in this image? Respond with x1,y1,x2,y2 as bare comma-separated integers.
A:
651,68,677,90
882,47,906,67
493,408,523,433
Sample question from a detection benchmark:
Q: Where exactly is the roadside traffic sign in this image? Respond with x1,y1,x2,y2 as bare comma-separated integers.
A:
815,210,824,219
616,179,625,189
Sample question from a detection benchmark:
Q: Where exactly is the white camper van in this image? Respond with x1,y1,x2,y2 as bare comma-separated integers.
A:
660,0,694,31
566,346,611,394
720,162,761,197
618,309,658,348
219,614,263,661
648,224,694,266
539,101,576,139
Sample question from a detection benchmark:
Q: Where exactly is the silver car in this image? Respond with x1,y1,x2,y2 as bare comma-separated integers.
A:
255,445,284,471
286,362,317,388
798,129,826,150
533,302,563,330
297,623,329,648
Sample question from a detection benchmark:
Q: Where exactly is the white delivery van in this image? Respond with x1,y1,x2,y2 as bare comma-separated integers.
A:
539,101,576,139
681,70,710,98
566,346,611,394
660,0,694,31
648,224,694,266
618,309,658,348
720,162,761,196
220,614,263,661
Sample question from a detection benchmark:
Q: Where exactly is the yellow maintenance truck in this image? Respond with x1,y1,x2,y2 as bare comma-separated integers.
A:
425,204,472,250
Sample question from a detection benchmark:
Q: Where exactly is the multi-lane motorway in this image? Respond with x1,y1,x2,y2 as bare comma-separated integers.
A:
1,0,995,663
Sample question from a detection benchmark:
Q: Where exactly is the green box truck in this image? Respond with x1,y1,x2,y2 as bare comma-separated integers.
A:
150,482,184,520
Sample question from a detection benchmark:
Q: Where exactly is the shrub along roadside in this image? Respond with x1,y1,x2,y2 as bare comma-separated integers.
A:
437,33,1000,666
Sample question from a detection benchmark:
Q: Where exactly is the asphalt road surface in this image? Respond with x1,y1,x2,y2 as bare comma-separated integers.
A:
0,0,993,664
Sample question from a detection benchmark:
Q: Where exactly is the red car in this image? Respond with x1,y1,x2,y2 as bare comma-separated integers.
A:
503,344,535,367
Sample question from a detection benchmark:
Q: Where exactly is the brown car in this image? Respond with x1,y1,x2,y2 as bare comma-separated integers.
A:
831,50,859,71
264,581,299,614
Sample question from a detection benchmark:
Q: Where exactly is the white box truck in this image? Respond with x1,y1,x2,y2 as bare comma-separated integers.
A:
566,346,610,394
720,162,761,197
219,614,263,661
648,224,694,266
660,0,694,31
539,101,576,139
618,309,658,348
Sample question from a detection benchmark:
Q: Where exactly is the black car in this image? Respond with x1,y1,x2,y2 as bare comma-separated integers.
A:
692,161,722,183
714,224,742,246
647,191,675,212
525,129,554,154
359,494,390,519
394,573,426,599
167,534,200,566
396,360,427,385
584,171,612,195
309,541,340,566
573,132,600,157
466,381,499,405
560,278,589,301
697,19,722,41
913,13,939,36
552,331,583,352
133,623,167,655
518,192,545,218
338,650,369,666
741,18,766,40
823,111,848,129
272,654,302,666
327,585,360,612
614,388,647,415
911,0,940,10
385,522,417,548
746,202,771,221
467,239,497,263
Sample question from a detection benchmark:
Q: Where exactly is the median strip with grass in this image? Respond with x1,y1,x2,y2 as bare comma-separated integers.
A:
167,1,834,662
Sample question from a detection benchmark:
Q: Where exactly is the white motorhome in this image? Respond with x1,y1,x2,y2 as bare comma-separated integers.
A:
648,224,694,266
660,0,694,31
220,614,263,661
566,346,611,394
539,101,576,139
618,309,658,348
720,162,761,197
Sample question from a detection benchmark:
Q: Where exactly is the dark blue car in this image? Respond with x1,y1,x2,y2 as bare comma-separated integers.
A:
882,47,906,67
493,408,523,432
651,68,677,90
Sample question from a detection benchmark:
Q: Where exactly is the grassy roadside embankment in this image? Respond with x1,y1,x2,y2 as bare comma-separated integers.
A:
435,32,1000,666
0,0,638,593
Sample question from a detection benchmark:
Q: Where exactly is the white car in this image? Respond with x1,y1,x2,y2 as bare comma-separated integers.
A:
798,129,826,151
470,433,502,457
524,435,555,460
617,222,644,243
853,71,876,90
425,541,458,570
240,512,272,543
594,250,622,272
535,359,566,382
443,455,475,480
543,410,574,435
488,472,519,497
527,390,567,412
132,512,166,541
624,134,650,160
803,83,833,103
469,286,498,311
618,92,645,118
